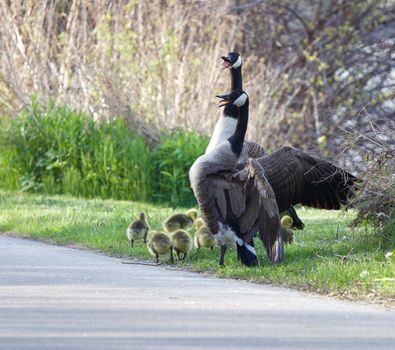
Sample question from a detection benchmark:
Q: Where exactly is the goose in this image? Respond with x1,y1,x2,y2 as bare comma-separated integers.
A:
171,230,192,260
220,51,363,230
194,218,216,251
205,53,265,159
163,208,198,233
126,212,149,247
147,230,174,264
189,89,284,267
280,215,294,244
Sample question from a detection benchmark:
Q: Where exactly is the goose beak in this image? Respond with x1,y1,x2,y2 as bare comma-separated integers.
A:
221,56,231,69
216,94,231,107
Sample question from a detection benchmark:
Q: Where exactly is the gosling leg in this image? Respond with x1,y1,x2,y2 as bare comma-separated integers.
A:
169,247,174,264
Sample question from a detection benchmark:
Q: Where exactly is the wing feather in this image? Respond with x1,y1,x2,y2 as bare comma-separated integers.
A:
258,146,358,212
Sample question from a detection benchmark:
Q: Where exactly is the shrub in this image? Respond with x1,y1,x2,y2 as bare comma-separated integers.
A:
353,149,395,245
151,130,209,207
0,102,208,206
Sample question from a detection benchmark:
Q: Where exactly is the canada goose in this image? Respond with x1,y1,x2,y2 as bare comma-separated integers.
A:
171,230,192,260
126,212,149,247
189,90,284,267
147,230,174,264
194,219,216,251
163,209,198,232
206,51,265,159
220,52,364,230
280,215,294,244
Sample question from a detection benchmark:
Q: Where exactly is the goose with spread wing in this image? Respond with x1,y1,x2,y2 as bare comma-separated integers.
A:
213,51,305,230
189,90,284,267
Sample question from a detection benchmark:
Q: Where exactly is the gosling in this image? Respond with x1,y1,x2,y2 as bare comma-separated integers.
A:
194,218,216,251
171,230,192,261
126,212,149,247
147,230,174,264
163,208,198,233
280,215,294,244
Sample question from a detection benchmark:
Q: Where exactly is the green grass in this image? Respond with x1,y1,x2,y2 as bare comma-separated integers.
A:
0,191,394,304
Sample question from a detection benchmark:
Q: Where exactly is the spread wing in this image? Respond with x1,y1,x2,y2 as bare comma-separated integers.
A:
258,146,358,212
245,140,266,158
204,159,283,263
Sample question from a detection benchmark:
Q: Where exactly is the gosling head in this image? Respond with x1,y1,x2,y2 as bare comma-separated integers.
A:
281,215,293,229
139,212,147,222
195,217,205,230
221,52,242,69
216,89,248,108
186,208,198,220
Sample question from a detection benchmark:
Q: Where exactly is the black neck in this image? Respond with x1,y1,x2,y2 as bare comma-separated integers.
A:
223,66,243,119
231,66,242,90
228,99,249,156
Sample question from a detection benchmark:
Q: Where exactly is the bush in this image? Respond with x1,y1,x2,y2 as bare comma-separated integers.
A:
0,102,208,206
353,149,395,245
151,130,209,207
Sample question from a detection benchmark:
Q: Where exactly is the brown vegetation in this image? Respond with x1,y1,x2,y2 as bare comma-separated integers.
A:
0,0,394,162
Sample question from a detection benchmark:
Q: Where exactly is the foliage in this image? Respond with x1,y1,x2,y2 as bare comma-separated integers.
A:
0,191,393,304
353,148,395,240
0,103,208,207
151,130,209,207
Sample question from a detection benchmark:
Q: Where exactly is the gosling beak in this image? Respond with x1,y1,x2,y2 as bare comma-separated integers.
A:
216,94,231,108
221,56,232,69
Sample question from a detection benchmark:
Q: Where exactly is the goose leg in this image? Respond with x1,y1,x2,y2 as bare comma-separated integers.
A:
219,244,227,266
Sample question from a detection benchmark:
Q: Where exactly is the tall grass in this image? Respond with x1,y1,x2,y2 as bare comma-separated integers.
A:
0,0,290,151
151,130,209,207
0,102,208,206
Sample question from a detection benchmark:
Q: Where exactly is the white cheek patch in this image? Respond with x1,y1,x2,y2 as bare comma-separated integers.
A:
232,55,242,69
233,93,247,107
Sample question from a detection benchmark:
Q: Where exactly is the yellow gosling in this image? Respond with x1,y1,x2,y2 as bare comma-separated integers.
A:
171,230,192,261
147,230,174,264
126,212,149,247
163,208,199,233
194,219,216,251
280,215,294,244
194,217,206,230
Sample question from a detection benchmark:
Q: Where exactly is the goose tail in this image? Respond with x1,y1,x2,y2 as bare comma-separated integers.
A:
236,240,259,267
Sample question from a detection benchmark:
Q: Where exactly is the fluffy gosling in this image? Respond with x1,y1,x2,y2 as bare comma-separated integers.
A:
171,230,192,261
147,230,174,264
126,212,149,247
163,208,198,233
194,218,216,251
280,215,294,244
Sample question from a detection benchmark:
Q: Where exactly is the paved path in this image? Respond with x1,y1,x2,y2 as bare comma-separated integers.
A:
0,235,394,350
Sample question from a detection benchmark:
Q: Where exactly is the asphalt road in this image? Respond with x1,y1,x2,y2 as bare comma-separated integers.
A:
0,235,394,350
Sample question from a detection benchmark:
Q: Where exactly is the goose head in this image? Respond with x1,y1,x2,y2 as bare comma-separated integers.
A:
221,52,242,69
216,90,248,108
